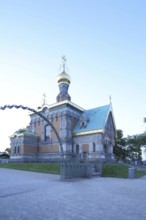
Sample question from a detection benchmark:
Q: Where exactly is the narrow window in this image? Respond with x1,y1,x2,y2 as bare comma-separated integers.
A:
17,146,19,154
76,145,79,154
14,146,17,154
93,143,96,152
45,125,50,141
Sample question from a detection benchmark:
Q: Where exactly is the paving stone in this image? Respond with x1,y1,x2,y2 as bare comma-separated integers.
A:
0,168,146,220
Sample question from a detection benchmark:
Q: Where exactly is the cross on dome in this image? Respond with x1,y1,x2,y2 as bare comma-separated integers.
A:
61,55,67,71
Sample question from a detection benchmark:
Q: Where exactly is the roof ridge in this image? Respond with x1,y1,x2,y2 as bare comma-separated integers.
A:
84,104,110,112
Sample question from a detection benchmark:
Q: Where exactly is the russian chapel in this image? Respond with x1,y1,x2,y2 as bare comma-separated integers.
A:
10,58,116,162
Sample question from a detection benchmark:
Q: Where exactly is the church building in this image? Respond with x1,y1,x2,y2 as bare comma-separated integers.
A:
10,58,116,162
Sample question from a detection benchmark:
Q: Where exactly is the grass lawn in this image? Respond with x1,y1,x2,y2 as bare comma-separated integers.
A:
102,164,146,178
0,163,60,174
0,163,146,178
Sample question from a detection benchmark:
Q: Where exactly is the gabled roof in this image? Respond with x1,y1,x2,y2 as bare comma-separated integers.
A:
73,104,115,136
30,100,84,115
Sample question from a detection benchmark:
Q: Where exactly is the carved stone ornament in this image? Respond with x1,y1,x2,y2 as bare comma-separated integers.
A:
80,115,89,128
103,135,112,146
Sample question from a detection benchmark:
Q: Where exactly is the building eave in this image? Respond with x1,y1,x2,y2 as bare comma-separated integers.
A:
73,129,103,136
48,100,84,111
10,133,39,138
29,100,84,116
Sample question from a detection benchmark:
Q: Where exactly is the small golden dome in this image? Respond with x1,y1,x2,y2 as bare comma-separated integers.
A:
57,71,71,85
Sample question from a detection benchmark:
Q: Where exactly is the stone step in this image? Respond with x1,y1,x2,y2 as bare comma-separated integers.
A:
92,172,101,177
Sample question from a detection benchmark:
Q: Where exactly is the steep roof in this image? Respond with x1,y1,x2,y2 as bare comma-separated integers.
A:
73,104,114,136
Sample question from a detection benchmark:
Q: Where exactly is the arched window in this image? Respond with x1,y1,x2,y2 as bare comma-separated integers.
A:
93,143,96,152
76,145,79,155
45,125,51,141
14,146,17,154
17,146,20,154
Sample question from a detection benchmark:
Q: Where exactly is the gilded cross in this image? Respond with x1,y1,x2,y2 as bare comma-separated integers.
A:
62,55,67,71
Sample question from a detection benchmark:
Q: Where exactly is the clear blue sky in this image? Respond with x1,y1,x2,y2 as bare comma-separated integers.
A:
0,0,146,151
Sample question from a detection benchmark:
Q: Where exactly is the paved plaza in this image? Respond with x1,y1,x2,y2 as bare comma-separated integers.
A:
0,168,146,220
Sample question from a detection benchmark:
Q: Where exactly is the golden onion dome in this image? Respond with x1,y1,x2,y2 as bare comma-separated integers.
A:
57,71,71,85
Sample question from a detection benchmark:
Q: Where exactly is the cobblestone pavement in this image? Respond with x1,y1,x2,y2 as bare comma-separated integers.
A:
0,168,146,220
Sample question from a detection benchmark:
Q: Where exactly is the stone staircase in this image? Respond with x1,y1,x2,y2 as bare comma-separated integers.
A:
91,165,102,177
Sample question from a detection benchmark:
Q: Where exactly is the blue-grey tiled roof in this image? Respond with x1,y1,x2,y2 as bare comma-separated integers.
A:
13,130,38,136
73,104,111,134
